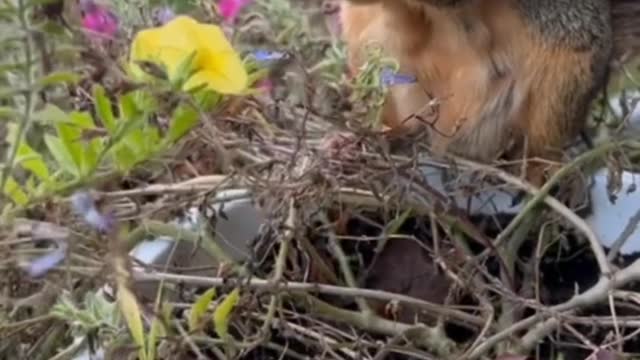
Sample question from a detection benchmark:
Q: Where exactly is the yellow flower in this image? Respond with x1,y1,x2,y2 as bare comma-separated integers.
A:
129,16,248,94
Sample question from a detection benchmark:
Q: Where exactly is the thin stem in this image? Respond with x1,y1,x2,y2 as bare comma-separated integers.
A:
0,0,35,201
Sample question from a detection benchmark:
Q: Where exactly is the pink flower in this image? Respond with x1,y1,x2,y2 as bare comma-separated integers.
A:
256,78,273,92
219,0,252,23
80,0,118,39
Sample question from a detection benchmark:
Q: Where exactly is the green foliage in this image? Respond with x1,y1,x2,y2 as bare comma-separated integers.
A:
50,291,122,340
213,288,241,358
213,287,240,341
2,83,205,207
188,287,217,332
0,0,245,211
117,283,148,360
346,45,400,128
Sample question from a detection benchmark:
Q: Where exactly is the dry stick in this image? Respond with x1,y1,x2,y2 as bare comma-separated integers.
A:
607,292,623,353
458,141,640,359
132,271,457,357
131,271,485,328
478,139,633,256
456,152,613,276
467,257,640,359
98,175,232,197
321,212,373,315
257,198,296,341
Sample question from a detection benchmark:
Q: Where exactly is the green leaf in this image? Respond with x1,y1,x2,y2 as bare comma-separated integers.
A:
172,50,198,89
44,134,79,177
188,288,217,332
0,106,19,120
167,105,199,143
93,85,116,133
111,144,139,172
122,127,146,157
213,288,240,341
80,137,102,176
5,123,50,182
39,106,93,173
62,112,98,176
37,71,81,87
193,90,222,110
147,315,164,360
117,284,147,360
161,302,173,336
15,141,50,181
119,92,140,121
142,127,161,154
3,176,28,205
34,103,69,125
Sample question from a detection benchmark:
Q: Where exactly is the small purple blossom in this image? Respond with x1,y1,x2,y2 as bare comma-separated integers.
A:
251,49,287,62
381,68,417,86
71,191,115,233
24,246,67,278
152,6,176,25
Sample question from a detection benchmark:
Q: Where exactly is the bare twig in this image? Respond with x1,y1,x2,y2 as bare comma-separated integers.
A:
467,257,640,358
131,270,485,328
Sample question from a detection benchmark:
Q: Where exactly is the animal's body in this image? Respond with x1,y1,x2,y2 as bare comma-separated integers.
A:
340,0,640,184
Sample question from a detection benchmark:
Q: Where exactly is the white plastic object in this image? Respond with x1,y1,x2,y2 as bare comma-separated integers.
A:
585,168,640,254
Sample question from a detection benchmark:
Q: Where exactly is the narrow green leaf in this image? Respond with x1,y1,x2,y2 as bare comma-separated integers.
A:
3,176,28,205
122,127,146,159
80,138,102,176
213,288,240,341
167,105,199,143
16,141,50,181
93,85,116,133
37,71,81,87
147,315,164,360
111,144,139,172
34,103,69,125
172,50,198,88
5,123,50,182
142,127,161,154
161,302,173,336
119,92,140,121
188,288,217,332
117,284,147,360
0,106,19,120
44,134,79,177
60,112,97,175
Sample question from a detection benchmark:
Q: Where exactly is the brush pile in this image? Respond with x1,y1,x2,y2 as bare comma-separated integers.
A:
3,1,640,359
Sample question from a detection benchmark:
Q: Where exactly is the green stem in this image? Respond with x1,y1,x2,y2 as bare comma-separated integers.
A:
1,0,35,201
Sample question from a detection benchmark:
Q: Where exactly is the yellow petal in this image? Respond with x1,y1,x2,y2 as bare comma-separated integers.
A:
130,26,194,80
184,49,248,94
194,31,248,93
128,15,248,94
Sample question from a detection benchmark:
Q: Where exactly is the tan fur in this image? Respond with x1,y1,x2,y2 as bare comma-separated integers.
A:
340,0,602,185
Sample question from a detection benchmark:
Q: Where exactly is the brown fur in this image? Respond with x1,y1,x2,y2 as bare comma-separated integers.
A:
340,0,629,186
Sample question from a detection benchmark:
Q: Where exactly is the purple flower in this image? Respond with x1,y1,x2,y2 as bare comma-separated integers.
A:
152,6,176,25
24,246,67,278
252,49,287,62
381,68,417,86
71,191,115,233
80,0,119,39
